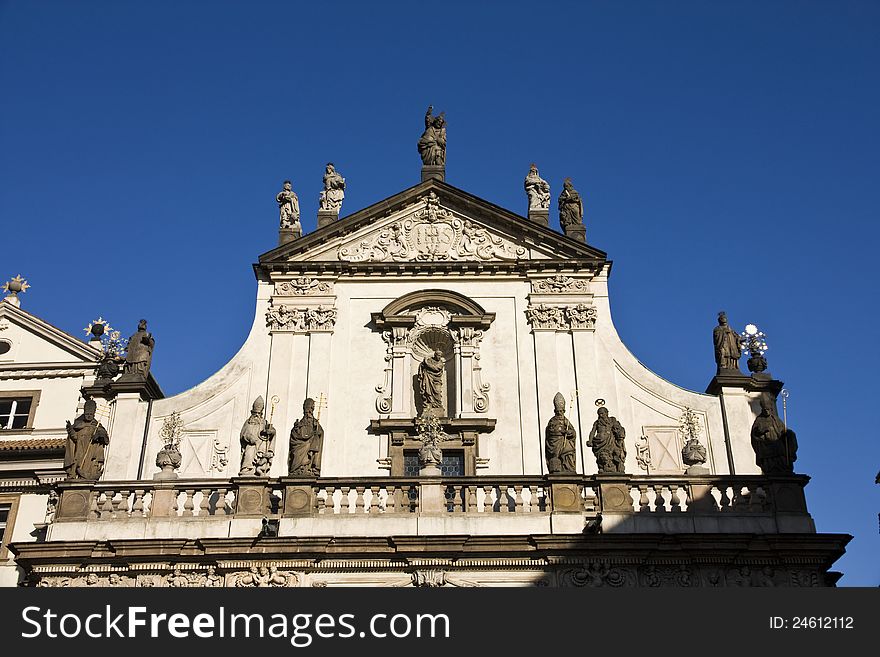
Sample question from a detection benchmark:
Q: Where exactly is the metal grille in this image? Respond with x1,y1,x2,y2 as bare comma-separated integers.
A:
403,450,464,476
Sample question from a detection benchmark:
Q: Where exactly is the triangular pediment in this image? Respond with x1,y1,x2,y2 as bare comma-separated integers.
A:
258,180,606,268
0,300,101,364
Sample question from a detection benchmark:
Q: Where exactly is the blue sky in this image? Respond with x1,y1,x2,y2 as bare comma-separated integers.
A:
1,1,877,584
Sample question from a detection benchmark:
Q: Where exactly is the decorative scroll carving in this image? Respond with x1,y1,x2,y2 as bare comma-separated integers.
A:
525,304,598,331
375,357,393,413
266,304,337,332
531,275,589,294
211,438,229,473
472,353,490,413
337,192,526,263
560,561,630,587
275,278,333,296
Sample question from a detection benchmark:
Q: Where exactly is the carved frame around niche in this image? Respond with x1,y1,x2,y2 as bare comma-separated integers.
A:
371,290,496,475
371,290,495,419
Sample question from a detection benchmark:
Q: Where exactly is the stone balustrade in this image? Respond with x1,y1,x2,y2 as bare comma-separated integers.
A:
51,474,813,533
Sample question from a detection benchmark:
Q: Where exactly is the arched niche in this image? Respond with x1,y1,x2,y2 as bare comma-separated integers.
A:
371,289,495,419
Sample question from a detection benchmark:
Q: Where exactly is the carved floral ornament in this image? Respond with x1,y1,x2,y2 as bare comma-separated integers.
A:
525,304,598,331
531,275,590,294
337,192,527,263
266,303,337,332
274,278,333,296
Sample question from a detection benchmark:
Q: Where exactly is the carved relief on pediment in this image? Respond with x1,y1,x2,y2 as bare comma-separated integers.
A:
337,192,526,263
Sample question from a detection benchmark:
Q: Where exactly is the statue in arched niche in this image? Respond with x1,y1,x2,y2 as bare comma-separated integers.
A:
418,350,446,416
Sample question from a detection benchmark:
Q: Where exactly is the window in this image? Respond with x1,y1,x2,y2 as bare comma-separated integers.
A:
0,497,19,559
0,391,39,430
403,449,465,477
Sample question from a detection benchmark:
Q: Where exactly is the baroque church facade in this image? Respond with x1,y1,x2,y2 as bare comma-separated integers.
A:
1,112,849,587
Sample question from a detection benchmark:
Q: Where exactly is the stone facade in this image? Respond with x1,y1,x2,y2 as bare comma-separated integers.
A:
1,176,849,586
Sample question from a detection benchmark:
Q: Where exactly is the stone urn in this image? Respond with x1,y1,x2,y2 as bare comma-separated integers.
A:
747,353,768,375
90,322,106,338
681,438,709,475
154,443,182,480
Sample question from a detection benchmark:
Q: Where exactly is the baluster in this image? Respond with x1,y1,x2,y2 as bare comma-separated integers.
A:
132,489,145,517
716,485,730,512
466,485,478,513
182,489,195,517
355,486,366,513
732,484,749,511
454,485,465,512
199,489,211,516
638,485,650,512
367,486,382,513
410,484,420,512
314,487,326,514
383,486,395,513
215,487,228,515
535,487,546,512
483,485,494,513
652,485,667,513
113,490,128,517
669,485,682,512
512,485,524,513
499,486,511,513
101,490,115,519
337,486,348,513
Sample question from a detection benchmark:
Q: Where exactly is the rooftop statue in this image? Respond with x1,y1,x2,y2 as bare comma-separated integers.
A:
276,180,301,238
713,311,742,373
418,105,447,167
120,319,154,381
558,178,584,229
319,163,346,213
524,164,551,211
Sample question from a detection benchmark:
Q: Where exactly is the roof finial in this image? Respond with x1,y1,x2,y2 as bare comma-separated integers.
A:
2,275,30,307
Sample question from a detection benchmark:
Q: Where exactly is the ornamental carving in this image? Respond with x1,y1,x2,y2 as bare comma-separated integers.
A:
275,278,333,296
413,306,452,328
531,275,589,294
266,304,337,332
232,565,299,587
560,561,630,587
639,565,695,587
337,192,526,263
525,304,597,331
